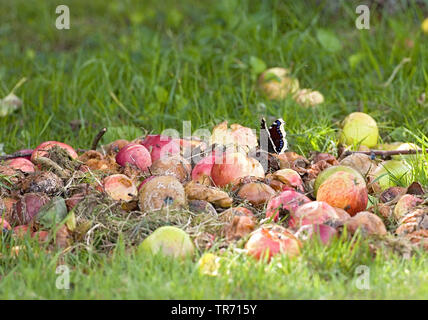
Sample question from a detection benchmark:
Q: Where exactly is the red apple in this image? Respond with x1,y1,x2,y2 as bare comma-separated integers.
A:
295,224,338,244
102,174,137,201
245,224,301,261
316,171,368,216
116,143,152,171
265,190,311,222
313,165,365,197
393,194,423,219
141,135,181,162
6,157,36,173
289,201,339,229
344,211,387,236
1,218,11,231
271,169,304,192
211,152,264,187
31,141,78,162
191,153,217,185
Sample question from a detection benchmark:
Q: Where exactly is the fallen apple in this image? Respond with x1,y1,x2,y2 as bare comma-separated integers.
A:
138,175,186,212
14,192,50,225
271,169,304,192
6,158,36,173
339,153,378,179
191,153,217,185
150,155,191,183
236,182,276,208
313,165,365,197
316,171,368,216
295,224,338,244
102,174,137,201
210,121,258,150
115,143,152,171
265,190,311,222
106,139,129,155
293,89,324,107
289,201,339,229
31,141,78,162
21,171,64,195
140,135,181,162
372,160,412,192
245,224,301,261
211,152,265,187
339,112,379,148
139,226,194,258
258,67,299,100
393,194,423,220
344,211,387,236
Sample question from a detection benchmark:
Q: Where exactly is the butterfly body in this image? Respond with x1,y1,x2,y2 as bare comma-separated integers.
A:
260,118,288,154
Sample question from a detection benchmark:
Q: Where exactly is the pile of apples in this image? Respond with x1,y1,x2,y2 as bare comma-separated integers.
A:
0,112,426,263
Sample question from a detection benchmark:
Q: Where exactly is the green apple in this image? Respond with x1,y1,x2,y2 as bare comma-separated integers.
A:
139,226,194,259
339,112,379,148
372,160,412,191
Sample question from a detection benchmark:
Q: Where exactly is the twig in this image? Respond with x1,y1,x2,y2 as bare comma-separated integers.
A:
382,57,411,87
341,149,424,159
91,127,107,150
0,152,32,161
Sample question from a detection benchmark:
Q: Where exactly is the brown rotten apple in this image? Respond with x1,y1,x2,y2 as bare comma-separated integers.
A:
102,174,137,202
265,190,311,222
138,175,186,212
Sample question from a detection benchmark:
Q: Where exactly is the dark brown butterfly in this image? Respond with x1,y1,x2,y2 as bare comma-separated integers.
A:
260,118,288,154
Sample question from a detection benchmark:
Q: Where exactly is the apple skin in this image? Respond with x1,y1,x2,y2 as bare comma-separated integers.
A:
211,152,265,187
140,135,181,162
115,143,152,171
316,171,368,216
210,121,258,150
265,190,311,222
339,112,379,148
237,182,276,208
271,169,304,192
313,165,365,197
245,224,301,261
6,157,36,173
31,141,78,162
289,201,339,229
139,226,194,259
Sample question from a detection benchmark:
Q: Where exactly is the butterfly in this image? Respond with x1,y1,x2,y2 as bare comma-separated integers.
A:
260,118,288,154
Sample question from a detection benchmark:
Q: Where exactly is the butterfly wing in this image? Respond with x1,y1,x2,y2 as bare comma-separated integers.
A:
268,118,288,154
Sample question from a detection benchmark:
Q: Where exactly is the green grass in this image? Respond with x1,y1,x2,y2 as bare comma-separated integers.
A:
0,0,428,299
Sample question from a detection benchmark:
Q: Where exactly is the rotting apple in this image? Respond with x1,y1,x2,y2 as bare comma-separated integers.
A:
139,226,195,259
102,174,137,202
289,201,339,229
265,190,311,222
13,192,50,225
271,168,304,192
31,141,78,162
105,139,129,155
150,155,191,183
6,157,36,173
339,153,378,179
293,89,324,107
1,218,11,232
258,67,299,100
339,112,379,148
21,171,64,195
393,194,423,220
140,135,181,162
295,223,338,245
245,224,301,261
210,121,258,150
116,143,152,172
236,182,276,208
138,175,186,212
316,171,368,216
211,152,265,187
344,211,387,236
